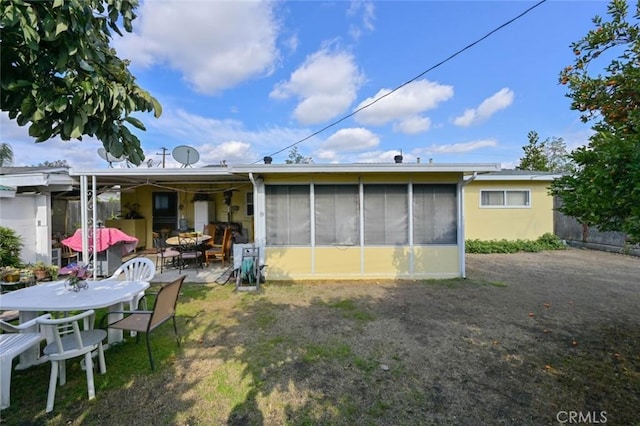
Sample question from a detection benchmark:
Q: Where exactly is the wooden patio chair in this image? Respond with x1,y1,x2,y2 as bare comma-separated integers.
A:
60,245,78,267
101,276,186,371
204,227,232,266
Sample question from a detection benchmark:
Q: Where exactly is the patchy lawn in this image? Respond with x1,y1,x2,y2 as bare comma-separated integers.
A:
3,248,639,425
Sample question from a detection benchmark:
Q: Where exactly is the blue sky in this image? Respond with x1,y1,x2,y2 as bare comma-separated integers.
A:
1,0,611,169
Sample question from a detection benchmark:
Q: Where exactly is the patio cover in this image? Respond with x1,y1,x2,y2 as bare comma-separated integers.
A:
62,227,138,256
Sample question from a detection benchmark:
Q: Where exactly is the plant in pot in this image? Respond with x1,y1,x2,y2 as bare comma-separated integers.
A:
48,264,59,281
1,266,21,283
31,261,51,281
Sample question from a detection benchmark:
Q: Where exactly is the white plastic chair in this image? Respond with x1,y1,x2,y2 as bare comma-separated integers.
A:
37,310,107,413
107,257,155,310
0,313,51,410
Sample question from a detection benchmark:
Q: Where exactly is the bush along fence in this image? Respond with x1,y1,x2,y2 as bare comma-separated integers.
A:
465,233,566,254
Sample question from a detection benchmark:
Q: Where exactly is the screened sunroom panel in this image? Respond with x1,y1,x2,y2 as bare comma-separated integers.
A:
266,185,310,246
315,185,360,246
363,185,408,245
413,184,457,244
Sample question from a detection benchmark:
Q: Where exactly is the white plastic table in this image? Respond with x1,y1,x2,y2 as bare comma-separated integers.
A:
0,279,149,368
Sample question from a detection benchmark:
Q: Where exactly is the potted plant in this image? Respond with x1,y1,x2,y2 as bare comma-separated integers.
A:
31,261,50,281
48,264,59,281
1,266,20,283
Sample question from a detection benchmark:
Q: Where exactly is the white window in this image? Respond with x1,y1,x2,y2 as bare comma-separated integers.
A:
480,190,530,208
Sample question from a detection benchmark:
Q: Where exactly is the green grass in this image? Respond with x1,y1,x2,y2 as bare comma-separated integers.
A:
3,277,639,425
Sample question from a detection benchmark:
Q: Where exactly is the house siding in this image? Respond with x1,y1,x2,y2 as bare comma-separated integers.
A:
464,180,554,240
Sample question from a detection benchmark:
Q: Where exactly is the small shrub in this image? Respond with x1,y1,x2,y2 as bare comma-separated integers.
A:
0,226,22,267
465,233,566,254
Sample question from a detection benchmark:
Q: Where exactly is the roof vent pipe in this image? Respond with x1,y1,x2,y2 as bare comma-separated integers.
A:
394,154,403,164
263,156,273,164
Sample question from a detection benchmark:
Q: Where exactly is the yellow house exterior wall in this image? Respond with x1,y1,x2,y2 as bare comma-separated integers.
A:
265,246,461,280
464,180,554,240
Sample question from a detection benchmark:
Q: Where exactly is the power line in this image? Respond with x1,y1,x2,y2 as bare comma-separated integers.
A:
256,0,548,163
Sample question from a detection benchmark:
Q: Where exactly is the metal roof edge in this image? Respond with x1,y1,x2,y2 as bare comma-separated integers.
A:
229,163,501,174
473,173,563,181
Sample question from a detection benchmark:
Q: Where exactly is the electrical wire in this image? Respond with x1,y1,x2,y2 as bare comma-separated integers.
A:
255,0,548,163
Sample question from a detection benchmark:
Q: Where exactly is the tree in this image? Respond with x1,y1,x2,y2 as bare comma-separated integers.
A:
517,131,572,172
552,0,640,242
545,137,572,173
517,131,549,171
285,146,313,164
35,160,70,168
0,143,13,166
1,0,161,166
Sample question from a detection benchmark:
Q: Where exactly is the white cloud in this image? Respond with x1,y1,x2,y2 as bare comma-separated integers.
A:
453,88,514,127
355,149,405,163
113,1,280,94
348,0,376,40
417,139,498,154
354,80,453,130
144,107,314,164
270,48,365,125
393,116,431,134
198,140,253,165
0,113,108,168
321,128,379,152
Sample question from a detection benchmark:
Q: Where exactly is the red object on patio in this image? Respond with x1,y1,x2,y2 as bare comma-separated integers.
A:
61,228,138,256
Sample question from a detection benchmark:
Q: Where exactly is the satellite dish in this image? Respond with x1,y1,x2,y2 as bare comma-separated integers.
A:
172,145,200,167
97,148,126,168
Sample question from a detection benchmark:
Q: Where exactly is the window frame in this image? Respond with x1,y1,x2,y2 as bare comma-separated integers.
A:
246,191,254,217
479,189,531,208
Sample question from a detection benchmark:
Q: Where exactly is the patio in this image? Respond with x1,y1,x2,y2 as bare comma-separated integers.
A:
122,251,234,285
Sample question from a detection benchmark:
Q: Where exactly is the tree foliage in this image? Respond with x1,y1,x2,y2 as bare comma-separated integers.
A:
285,146,313,164
517,131,571,172
517,131,550,171
35,159,70,168
0,143,13,166
0,0,161,165
551,0,640,242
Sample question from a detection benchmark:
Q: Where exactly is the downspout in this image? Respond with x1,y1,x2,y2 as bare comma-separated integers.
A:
459,172,478,278
248,172,267,270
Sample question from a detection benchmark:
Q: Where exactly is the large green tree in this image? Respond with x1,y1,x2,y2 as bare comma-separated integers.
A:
1,0,161,165
551,0,640,242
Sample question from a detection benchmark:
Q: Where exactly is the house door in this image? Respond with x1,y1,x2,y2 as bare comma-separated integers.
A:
152,192,178,235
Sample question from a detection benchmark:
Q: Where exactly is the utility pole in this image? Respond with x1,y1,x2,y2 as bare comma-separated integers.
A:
156,147,169,168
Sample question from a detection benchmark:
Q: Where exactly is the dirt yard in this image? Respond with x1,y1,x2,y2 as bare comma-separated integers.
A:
5,247,639,425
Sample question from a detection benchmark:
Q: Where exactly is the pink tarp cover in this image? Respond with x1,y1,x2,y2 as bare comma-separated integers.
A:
61,228,138,256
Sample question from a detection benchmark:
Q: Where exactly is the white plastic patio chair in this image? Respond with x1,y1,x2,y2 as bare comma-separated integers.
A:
0,313,51,410
36,310,107,413
107,257,155,310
